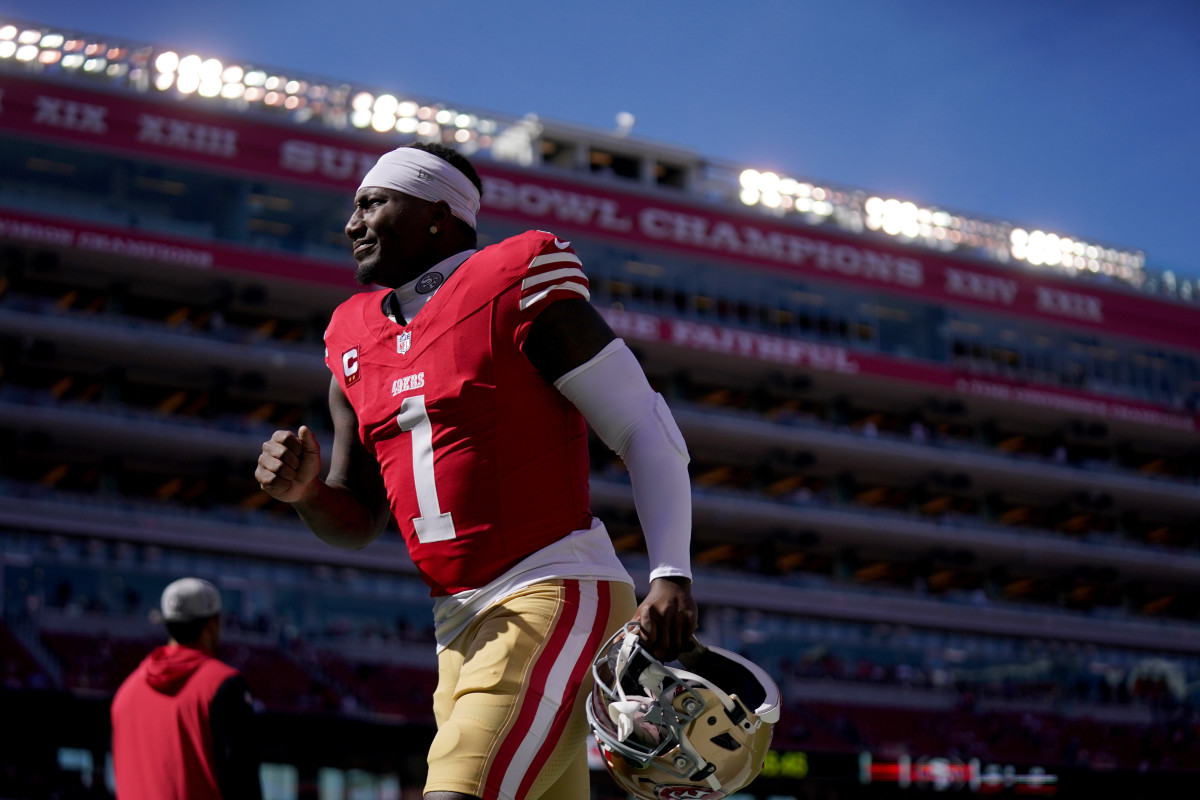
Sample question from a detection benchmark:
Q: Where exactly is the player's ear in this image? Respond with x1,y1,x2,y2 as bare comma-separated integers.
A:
429,200,455,231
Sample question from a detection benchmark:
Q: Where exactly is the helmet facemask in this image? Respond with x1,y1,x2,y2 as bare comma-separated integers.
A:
586,623,781,799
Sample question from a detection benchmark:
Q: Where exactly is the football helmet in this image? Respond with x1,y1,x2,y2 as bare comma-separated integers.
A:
586,622,781,800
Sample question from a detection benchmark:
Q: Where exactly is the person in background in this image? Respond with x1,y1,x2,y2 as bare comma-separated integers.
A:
256,142,697,800
111,577,261,800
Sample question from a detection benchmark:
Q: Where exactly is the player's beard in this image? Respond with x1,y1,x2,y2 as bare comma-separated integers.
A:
354,249,387,286
354,261,378,286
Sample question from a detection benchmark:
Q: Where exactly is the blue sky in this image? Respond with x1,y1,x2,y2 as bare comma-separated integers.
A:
4,1,1198,279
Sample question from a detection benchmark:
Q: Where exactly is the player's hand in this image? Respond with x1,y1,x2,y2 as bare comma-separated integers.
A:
255,425,321,504
634,576,698,662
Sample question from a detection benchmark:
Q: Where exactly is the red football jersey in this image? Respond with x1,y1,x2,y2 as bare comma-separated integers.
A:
324,231,595,595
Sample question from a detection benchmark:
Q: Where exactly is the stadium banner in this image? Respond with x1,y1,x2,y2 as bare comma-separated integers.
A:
1,73,1198,353
599,307,1200,432
0,206,355,287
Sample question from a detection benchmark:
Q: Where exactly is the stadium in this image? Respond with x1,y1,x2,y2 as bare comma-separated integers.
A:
0,15,1198,799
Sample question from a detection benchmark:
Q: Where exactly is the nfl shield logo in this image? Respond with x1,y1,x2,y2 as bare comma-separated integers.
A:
397,332,412,354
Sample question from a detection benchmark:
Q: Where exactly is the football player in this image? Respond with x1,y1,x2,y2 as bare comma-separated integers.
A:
256,142,698,800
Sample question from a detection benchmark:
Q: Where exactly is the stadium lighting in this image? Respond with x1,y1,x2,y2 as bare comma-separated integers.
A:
740,168,838,220
374,93,399,114
864,194,993,254
1011,227,1143,282
154,50,178,73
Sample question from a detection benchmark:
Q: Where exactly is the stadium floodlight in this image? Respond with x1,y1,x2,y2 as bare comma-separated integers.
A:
740,167,839,222
154,50,178,74
17,28,39,44
1010,227,1143,281
374,93,399,115
15,44,37,61
0,24,16,40
198,60,223,98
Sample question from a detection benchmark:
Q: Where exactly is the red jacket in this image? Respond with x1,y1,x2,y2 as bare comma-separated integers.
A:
111,645,260,799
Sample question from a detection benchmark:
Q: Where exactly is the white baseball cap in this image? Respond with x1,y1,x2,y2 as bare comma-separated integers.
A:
160,577,222,622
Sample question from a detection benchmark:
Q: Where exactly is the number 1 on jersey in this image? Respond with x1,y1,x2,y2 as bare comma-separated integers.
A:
396,395,457,543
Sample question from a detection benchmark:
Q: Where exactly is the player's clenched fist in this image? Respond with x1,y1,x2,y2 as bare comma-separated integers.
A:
255,425,321,503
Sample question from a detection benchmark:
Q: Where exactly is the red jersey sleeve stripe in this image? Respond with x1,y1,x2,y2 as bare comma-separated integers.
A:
519,247,589,310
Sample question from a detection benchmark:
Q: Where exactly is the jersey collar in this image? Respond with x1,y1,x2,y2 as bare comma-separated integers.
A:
383,249,477,324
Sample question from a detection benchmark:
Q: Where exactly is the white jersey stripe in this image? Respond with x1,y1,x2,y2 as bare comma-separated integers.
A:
521,267,589,291
518,282,590,311
498,583,600,800
529,252,583,270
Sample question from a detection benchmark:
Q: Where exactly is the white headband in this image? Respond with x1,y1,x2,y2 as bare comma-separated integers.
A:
358,147,481,229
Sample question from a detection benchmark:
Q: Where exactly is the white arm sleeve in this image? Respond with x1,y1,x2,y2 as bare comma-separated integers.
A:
554,339,693,581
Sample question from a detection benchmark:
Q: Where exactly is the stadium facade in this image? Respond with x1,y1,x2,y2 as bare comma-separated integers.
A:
0,18,1197,799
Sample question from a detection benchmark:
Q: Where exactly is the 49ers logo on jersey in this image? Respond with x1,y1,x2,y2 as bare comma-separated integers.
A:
342,347,360,385
655,787,722,800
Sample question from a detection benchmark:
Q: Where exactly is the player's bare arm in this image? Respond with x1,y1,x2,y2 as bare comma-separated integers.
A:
522,296,616,383
256,377,390,549
525,298,699,660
